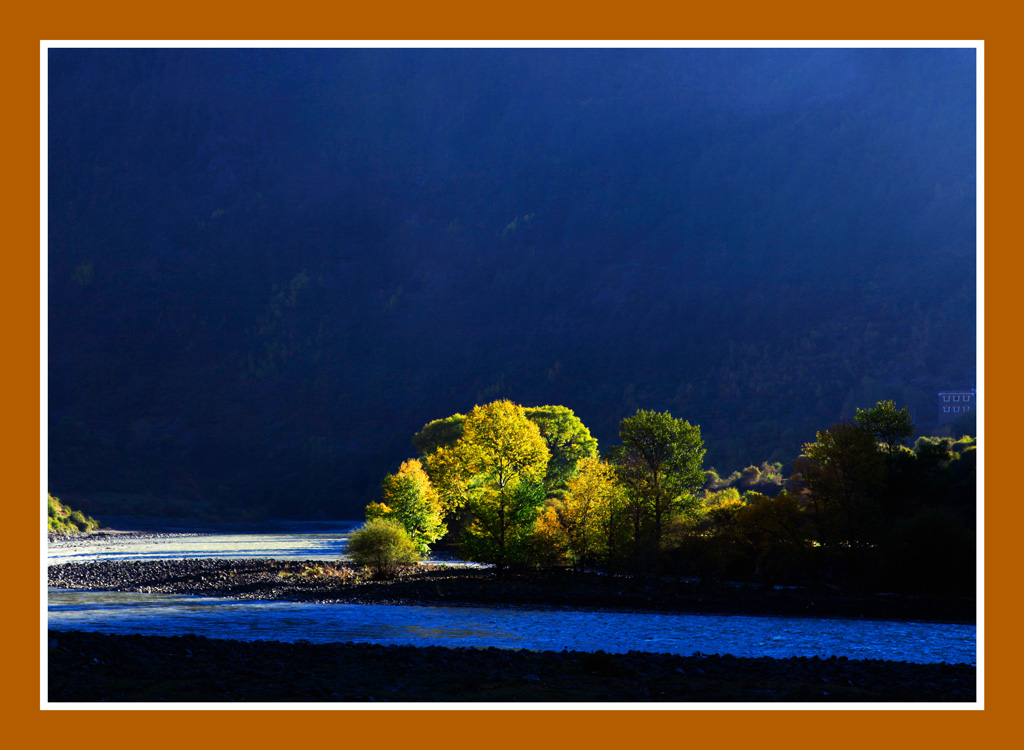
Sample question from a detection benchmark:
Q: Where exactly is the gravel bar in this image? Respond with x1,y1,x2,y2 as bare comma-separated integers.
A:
48,558,977,623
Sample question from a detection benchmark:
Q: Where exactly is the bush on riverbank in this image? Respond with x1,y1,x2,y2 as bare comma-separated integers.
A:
48,493,100,535
346,519,422,578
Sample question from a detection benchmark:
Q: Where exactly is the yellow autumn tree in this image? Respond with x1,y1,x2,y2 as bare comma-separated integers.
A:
703,487,746,529
425,444,472,516
451,400,551,571
366,458,446,555
531,504,570,567
560,457,620,569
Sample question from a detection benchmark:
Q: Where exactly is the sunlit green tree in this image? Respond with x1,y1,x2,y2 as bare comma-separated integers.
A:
854,400,915,460
522,405,599,494
459,479,547,571
611,409,706,560
412,413,466,455
443,400,551,571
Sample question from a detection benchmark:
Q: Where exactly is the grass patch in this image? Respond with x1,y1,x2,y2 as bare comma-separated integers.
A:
277,562,365,580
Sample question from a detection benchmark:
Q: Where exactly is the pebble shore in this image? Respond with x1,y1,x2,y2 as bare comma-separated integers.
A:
47,628,975,703
48,556,976,623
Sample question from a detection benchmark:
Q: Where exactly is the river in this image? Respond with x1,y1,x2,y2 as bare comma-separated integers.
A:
46,524,977,665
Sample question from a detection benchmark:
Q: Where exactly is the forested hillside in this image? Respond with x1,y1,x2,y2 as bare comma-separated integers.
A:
47,48,976,519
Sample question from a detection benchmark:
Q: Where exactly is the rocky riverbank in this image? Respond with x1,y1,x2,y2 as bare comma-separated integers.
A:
47,558,976,624
47,629,976,703
47,528,202,545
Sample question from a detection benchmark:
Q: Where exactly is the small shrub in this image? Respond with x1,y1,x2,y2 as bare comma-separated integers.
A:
67,509,99,532
346,518,422,579
738,465,762,488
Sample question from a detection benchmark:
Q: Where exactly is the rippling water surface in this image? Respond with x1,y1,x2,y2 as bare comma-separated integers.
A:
46,589,976,664
46,527,977,665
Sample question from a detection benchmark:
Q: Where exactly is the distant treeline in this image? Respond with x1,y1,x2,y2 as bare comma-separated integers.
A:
361,399,975,596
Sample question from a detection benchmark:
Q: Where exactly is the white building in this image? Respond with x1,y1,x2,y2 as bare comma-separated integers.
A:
938,388,976,419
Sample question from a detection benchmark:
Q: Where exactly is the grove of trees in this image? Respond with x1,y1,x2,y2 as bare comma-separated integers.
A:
351,399,975,596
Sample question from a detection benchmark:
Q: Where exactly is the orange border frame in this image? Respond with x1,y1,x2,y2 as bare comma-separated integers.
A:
16,2,1008,745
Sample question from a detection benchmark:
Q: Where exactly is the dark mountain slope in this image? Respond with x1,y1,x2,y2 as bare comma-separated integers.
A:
47,48,976,518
